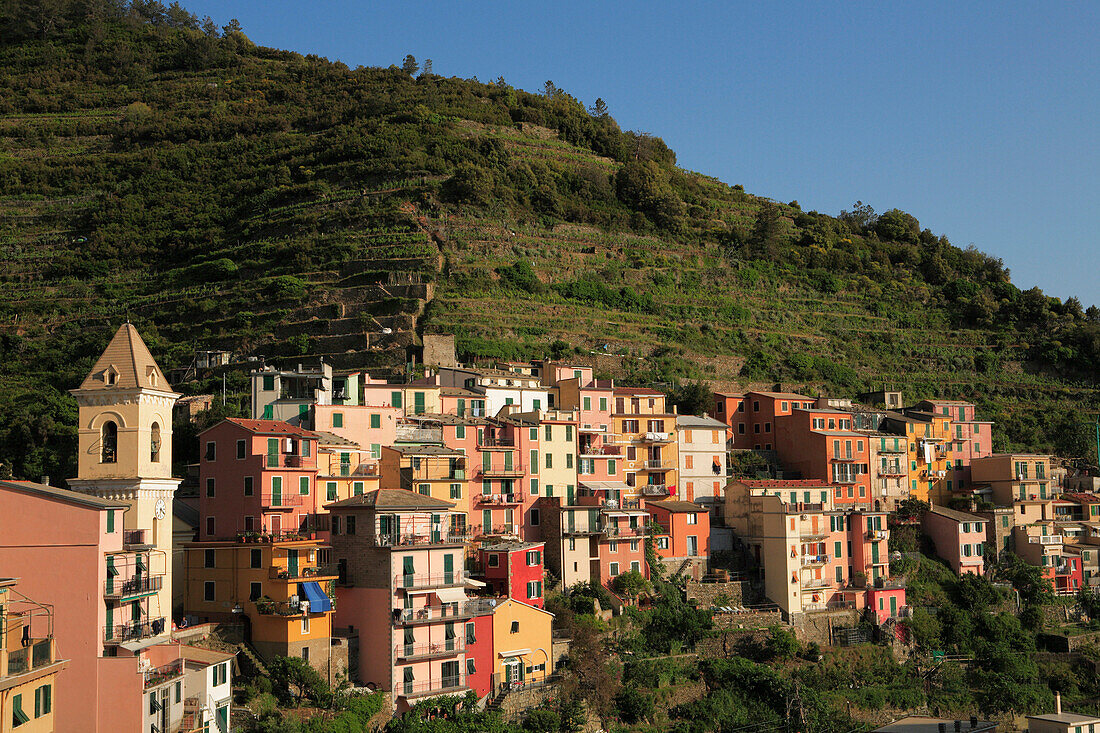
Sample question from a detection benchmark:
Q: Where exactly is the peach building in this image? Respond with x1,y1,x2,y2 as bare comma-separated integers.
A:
646,500,710,580
922,505,987,576
915,400,993,490
313,403,401,460
884,411,956,505
775,407,873,506
327,490,490,711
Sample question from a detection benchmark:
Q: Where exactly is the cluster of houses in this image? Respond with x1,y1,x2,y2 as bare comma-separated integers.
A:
1,325,1098,732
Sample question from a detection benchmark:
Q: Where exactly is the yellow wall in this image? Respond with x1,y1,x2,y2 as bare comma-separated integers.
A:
490,599,553,685
905,419,954,504
0,674,59,733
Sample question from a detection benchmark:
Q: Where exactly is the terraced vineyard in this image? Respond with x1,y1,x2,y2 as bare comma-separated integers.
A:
0,2,1097,483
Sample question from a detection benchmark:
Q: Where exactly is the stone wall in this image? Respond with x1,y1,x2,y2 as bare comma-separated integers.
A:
500,681,560,717
686,579,750,607
710,609,782,631
422,334,456,367
790,609,860,646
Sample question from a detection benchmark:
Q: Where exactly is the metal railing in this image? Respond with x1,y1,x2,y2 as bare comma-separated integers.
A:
641,432,672,443
330,462,380,478
639,485,670,496
580,445,621,456
477,463,525,477
478,436,516,448
866,530,888,541
800,554,829,566
601,524,647,538
269,564,340,580
266,454,313,468
104,617,165,643
801,578,832,590
255,596,336,615
105,575,164,599
259,490,305,509
399,675,468,698
144,658,184,689
481,524,519,536
394,571,468,590
392,599,498,625
394,638,466,660
123,529,152,547
372,530,473,547
644,460,674,470
474,493,522,505
4,639,53,676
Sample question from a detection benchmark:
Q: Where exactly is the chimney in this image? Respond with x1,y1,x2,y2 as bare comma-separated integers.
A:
969,716,978,729
1056,690,1061,714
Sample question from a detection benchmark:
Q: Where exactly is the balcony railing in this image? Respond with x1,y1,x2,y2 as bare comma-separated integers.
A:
4,639,53,676
477,463,525,477
644,460,674,471
104,575,164,599
260,491,305,510
123,529,153,548
580,445,621,457
269,564,340,580
641,432,672,443
474,493,522,506
562,524,599,536
478,436,516,448
144,659,184,689
800,554,829,566
393,599,498,625
800,529,828,540
255,596,335,616
104,617,166,644
395,571,468,590
1029,535,1062,545
266,454,312,468
639,485,670,496
866,530,888,541
394,638,466,661
396,426,443,443
372,530,473,547
400,675,468,699
330,462,380,478
800,578,832,590
601,524,648,538
480,524,519,536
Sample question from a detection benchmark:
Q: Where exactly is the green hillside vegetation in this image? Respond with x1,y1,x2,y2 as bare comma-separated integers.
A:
1,0,1099,483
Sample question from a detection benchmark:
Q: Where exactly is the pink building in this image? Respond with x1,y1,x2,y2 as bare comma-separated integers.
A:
473,416,541,541
0,481,192,733
476,542,546,609
313,403,401,460
197,419,321,540
922,505,987,576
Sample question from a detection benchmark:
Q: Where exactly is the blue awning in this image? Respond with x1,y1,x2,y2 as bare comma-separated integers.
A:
300,581,332,613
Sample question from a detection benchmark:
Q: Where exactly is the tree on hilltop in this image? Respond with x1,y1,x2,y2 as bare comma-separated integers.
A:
401,54,418,76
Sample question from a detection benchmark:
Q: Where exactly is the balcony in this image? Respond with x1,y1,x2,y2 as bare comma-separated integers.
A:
1029,535,1063,546
143,658,184,689
260,491,305,510
474,493,522,506
399,675,469,700
372,530,474,548
800,578,832,590
3,639,54,677
879,465,906,477
123,529,154,549
800,554,829,567
266,453,313,469
641,432,672,444
394,571,469,591
832,454,857,462
104,617,166,644
800,529,828,541
832,475,859,485
104,574,164,600
269,564,340,581
644,460,675,471
580,445,621,457
392,599,498,626
479,436,516,448
329,462,380,478
477,463,525,478
562,524,600,536
255,596,335,616
394,639,466,662
866,530,888,541
601,524,648,538
480,524,519,537
639,484,670,496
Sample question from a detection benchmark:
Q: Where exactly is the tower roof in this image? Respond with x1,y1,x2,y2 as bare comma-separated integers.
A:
78,323,174,393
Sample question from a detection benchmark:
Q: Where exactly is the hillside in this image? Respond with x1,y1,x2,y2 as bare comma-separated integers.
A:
1,0,1098,483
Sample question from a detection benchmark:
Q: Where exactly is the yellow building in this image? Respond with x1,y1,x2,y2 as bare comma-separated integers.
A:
0,578,68,733
971,454,1055,505
381,444,470,522
884,412,955,504
490,598,554,688
612,389,679,501
182,539,338,678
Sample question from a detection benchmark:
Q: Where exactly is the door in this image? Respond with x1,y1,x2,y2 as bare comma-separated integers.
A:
414,392,425,415
159,688,170,733
871,542,880,565
288,549,299,578
441,660,460,689
106,605,114,639
566,484,574,505
444,553,454,584
504,451,513,472
444,621,456,652
431,515,442,544
686,536,698,556
889,596,898,617
457,399,466,417
403,627,415,657
504,659,523,686
271,478,282,507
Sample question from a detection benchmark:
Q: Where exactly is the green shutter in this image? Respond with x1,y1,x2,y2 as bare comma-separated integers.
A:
300,476,309,495
106,509,115,533
371,414,381,429
391,391,403,409
13,694,29,724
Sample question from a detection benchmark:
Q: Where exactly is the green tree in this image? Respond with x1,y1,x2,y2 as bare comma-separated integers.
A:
268,656,330,707
401,54,418,75
611,569,650,600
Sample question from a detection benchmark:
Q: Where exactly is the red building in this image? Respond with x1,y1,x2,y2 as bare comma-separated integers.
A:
198,419,321,539
465,611,495,699
476,542,546,609
774,407,873,506
716,391,817,451
646,500,710,580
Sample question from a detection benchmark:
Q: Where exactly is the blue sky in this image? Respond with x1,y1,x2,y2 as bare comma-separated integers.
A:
184,1,1099,307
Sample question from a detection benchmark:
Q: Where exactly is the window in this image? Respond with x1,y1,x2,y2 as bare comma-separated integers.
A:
686,513,697,525
526,550,541,565
204,581,215,602
302,616,310,634
630,560,640,573
609,562,620,576
545,453,552,469
370,413,381,429
353,481,365,496
526,580,543,598
206,516,215,537
34,684,51,718
11,693,29,726
175,681,181,703
106,509,115,534
325,481,337,501
450,483,462,499
510,620,520,633
530,508,540,526
299,476,310,495
206,477,215,498
467,659,476,675
391,391,403,408
488,554,500,567
333,413,344,428
346,515,356,534
657,537,669,549
205,441,216,461
101,421,118,463
250,582,262,601
566,453,573,469
204,549,216,568
150,422,162,463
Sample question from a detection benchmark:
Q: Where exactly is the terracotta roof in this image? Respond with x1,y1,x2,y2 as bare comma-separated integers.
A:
0,480,128,509
927,505,985,523
613,387,665,396
747,390,813,400
77,323,174,393
735,479,832,488
1059,493,1100,504
326,488,455,511
647,500,707,514
203,418,320,438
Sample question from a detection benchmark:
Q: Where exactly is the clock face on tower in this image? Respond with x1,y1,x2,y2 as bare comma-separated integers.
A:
154,498,167,520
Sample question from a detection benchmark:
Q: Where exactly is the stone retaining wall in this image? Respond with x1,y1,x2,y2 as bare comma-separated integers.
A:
686,579,750,607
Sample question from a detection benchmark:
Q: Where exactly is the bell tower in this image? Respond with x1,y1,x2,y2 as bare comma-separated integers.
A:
69,323,180,630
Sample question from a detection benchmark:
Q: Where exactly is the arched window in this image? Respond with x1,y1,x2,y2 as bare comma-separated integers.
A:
150,422,161,463
102,421,118,463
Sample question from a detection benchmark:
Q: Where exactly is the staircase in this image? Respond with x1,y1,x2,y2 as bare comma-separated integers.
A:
236,642,269,677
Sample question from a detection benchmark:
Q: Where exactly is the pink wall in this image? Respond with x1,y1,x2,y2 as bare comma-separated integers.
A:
0,486,122,732
314,405,400,453
96,656,143,733
922,511,986,575
333,586,392,689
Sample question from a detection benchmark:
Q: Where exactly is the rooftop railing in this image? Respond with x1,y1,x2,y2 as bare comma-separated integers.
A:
269,564,340,581
144,658,184,689
104,617,165,644
394,571,469,590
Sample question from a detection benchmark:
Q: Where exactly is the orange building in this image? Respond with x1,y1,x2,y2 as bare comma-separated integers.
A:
646,500,710,580
612,388,679,500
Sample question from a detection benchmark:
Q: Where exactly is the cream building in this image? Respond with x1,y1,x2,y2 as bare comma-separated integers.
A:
675,415,727,514
68,324,180,630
